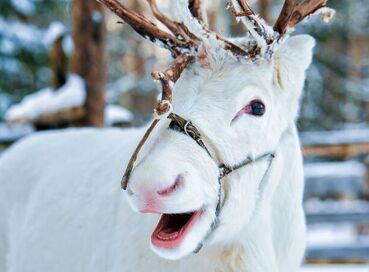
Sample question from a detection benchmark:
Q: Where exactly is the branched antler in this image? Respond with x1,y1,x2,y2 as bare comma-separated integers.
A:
97,0,192,56
147,0,198,43
228,0,273,49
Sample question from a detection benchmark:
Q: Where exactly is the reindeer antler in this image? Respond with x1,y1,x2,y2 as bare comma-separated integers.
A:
274,0,296,35
228,0,274,50
274,0,332,35
96,0,334,190
227,0,333,55
188,0,206,24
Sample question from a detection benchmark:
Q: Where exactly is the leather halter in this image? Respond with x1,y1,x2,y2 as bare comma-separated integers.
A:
167,112,275,252
121,109,276,252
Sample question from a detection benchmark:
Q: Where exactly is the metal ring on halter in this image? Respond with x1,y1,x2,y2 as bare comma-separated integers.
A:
183,120,191,136
153,100,173,120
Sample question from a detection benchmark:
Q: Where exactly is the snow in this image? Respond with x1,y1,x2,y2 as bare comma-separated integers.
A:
62,35,74,56
300,127,369,146
304,161,365,198
304,161,365,179
305,199,369,224
0,57,25,76
43,22,67,47
104,104,133,126
307,223,358,247
106,75,137,102
91,11,103,24
0,17,45,54
5,75,86,123
10,0,36,16
0,123,34,143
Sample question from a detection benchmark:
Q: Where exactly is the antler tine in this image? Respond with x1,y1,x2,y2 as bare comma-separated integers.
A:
97,0,189,56
273,0,296,35
147,0,198,43
151,54,195,114
188,0,206,25
235,0,254,16
229,0,272,48
288,0,327,28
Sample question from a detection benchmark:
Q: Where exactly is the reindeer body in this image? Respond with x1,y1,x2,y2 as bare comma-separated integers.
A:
0,0,334,270
0,122,304,272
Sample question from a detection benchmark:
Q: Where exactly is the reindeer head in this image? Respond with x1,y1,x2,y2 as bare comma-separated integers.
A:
99,0,334,260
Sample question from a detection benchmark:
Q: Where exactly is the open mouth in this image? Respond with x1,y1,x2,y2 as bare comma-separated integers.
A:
151,210,202,249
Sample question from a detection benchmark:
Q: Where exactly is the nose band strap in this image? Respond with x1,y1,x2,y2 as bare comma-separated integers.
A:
168,113,213,158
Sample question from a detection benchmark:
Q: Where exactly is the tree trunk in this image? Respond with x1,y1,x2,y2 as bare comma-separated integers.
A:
70,0,107,127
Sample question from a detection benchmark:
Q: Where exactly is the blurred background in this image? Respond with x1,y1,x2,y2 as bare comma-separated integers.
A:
0,0,368,270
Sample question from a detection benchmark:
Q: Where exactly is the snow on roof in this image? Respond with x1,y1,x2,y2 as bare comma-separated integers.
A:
5,74,86,123
104,104,133,126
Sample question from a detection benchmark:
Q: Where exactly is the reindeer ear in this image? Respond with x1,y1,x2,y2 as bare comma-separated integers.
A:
273,34,316,91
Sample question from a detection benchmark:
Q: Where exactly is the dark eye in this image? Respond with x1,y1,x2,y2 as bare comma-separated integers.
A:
250,100,265,116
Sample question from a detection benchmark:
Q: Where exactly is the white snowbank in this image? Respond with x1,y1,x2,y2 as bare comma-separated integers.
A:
104,104,133,126
6,74,86,123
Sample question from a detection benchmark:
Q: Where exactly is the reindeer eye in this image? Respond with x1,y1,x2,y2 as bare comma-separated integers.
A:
250,100,265,116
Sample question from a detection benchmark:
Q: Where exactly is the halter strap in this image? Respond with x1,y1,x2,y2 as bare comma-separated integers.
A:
168,112,275,181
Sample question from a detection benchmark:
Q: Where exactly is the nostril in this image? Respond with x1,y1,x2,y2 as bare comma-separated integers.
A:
157,174,184,196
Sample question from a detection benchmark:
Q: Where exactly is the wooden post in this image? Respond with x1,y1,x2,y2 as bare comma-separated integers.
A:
49,36,68,90
70,0,107,127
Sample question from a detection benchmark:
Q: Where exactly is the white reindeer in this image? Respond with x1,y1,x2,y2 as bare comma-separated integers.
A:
0,0,334,271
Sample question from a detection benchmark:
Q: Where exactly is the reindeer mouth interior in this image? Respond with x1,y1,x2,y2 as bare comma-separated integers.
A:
151,210,202,249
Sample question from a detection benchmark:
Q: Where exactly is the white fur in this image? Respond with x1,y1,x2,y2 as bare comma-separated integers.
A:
0,35,314,272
